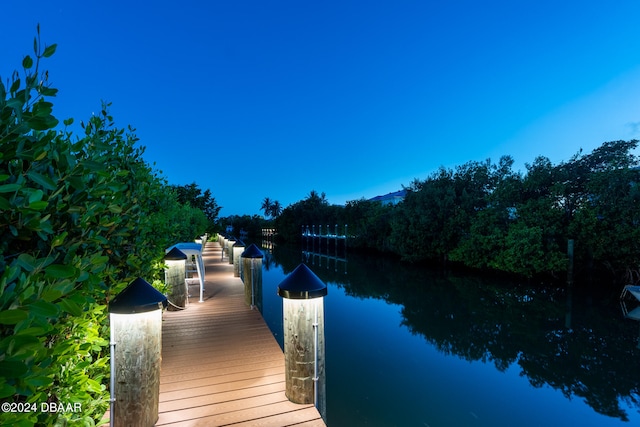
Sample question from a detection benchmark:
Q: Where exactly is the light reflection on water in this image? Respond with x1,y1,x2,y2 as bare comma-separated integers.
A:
257,244,640,427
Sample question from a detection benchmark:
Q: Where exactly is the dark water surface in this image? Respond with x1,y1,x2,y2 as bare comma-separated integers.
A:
254,243,640,427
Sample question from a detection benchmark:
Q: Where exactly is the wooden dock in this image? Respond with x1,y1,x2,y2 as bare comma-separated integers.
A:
156,242,326,426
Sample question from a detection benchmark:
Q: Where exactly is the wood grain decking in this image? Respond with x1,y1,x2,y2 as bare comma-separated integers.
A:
156,242,326,426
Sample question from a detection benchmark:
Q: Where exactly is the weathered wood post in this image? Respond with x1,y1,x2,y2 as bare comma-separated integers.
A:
218,233,224,251
232,239,245,277
109,278,168,427
226,236,236,265
241,243,264,309
164,247,188,310
219,233,227,260
277,264,327,419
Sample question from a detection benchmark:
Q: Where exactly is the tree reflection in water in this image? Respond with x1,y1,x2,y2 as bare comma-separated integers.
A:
269,244,640,422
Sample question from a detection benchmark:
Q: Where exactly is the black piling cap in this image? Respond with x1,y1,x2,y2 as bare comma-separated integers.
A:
233,239,245,247
277,263,327,300
109,277,168,314
164,247,188,260
241,243,264,259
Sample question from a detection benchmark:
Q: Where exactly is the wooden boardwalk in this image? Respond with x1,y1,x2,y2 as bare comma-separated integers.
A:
156,242,326,426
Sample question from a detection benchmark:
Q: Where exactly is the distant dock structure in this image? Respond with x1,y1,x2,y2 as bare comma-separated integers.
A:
302,224,347,253
302,249,347,275
302,224,348,274
261,228,277,251
262,228,277,238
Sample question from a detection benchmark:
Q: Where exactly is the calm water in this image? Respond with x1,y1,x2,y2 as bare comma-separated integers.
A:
254,243,640,427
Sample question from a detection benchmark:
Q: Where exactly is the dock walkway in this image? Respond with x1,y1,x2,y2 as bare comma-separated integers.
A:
156,242,326,426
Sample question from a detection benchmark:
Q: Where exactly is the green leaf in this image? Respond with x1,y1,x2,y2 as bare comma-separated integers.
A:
86,378,104,393
5,334,42,358
15,326,48,337
10,77,21,93
25,375,53,388
28,200,48,211
27,170,56,190
40,287,62,302
28,300,60,318
47,280,74,298
51,231,68,248
67,175,85,191
108,204,122,214
58,298,83,316
1,265,20,285
38,86,58,97
27,115,59,131
43,43,57,58
22,55,34,69
32,100,53,116
34,150,47,161
83,160,105,172
44,264,75,279
0,183,21,193
0,196,10,210
5,97,23,111
16,253,37,272
28,189,43,203
0,360,28,378
0,382,16,399
0,309,28,325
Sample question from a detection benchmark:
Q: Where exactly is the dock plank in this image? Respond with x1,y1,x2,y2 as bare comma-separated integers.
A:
156,242,326,427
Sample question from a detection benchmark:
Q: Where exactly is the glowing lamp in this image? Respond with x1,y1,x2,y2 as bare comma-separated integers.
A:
109,278,167,427
232,239,246,278
226,236,237,265
241,243,264,309
164,247,188,309
277,264,327,415
219,233,227,260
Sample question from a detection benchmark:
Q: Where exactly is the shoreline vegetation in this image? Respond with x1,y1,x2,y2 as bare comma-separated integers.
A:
259,140,640,288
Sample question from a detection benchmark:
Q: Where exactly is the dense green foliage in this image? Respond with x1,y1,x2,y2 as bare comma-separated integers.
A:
275,191,338,241
0,31,210,425
216,214,268,239
171,182,221,222
275,143,640,284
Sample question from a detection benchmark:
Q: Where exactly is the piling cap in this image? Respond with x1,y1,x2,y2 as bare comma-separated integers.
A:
233,239,245,248
277,263,327,299
109,277,168,314
164,247,188,260
241,243,264,259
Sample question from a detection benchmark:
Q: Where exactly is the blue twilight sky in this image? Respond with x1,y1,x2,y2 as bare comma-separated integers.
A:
3,1,640,216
